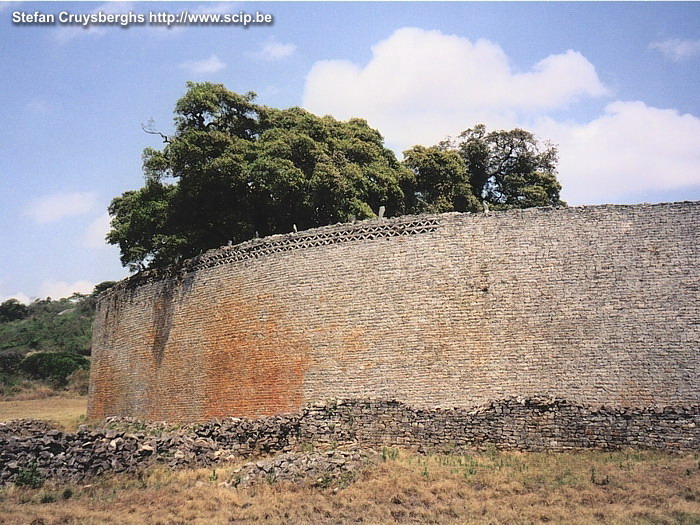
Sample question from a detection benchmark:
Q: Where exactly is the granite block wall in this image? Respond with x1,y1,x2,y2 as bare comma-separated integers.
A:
88,201,700,422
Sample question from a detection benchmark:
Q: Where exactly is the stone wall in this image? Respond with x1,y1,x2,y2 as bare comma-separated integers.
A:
3,398,700,485
89,202,700,422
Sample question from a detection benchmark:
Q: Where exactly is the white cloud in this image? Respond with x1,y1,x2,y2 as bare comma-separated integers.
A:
0,292,32,305
53,25,105,45
179,54,226,75
0,2,22,13
303,27,608,152
536,101,700,204
147,4,234,38
1,280,96,303
52,2,135,44
25,192,97,224
193,3,238,15
650,39,700,62
303,27,700,205
39,280,95,300
83,212,111,249
27,98,53,115
256,40,296,61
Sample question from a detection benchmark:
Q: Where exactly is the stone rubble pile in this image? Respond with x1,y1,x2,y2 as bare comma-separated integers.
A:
1,397,699,486
0,418,228,485
193,414,301,456
223,448,376,488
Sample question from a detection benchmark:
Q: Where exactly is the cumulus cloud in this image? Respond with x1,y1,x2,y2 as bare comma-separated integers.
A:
256,40,296,61
650,39,700,62
25,192,97,224
83,212,111,249
1,280,98,303
0,292,32,305
179,54,226,75
52,2,135,44
39,280,95,300
536,102,700,204
303,27,608,152
303,26,700,205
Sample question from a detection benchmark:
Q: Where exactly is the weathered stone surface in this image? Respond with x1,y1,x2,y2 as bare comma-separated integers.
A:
225,449,376,488
2,397,699,486
89,202,700,422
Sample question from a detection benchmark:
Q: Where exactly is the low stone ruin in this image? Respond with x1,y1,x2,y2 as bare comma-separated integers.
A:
2,397,699,486
226,449,377,488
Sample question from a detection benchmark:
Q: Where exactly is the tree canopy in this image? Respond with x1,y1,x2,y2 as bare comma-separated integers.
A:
108,83,565,271
403,124,565,213
108,82,414,270
0,299,29,323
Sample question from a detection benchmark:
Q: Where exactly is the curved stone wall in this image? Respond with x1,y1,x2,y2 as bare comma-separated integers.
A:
88,202,700,422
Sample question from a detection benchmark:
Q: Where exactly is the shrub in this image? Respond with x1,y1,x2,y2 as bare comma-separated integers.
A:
0,299,29,322
15,461,44,489
0,348,27,375
66,368,90,395
19,352,89,388
39,492,57,504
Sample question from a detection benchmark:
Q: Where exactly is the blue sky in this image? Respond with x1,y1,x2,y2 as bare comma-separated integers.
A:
1,1,700,303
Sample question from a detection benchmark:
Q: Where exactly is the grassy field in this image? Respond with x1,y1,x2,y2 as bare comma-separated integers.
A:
1,447,699,524
1,398,699,523
0,394,87,430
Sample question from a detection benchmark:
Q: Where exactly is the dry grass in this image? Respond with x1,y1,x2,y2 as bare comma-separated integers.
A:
1,448,699,524
1,381,58,401
0,395,87,430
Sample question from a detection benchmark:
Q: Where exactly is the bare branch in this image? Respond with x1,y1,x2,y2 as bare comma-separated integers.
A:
141,118,171,144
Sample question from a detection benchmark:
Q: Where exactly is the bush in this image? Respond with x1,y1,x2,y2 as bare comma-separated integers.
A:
0,299,29,322
66,368,90,395
0,348,27,375
15,460,44,489
0,374,23,397
39,492,57,504
19,352,89,388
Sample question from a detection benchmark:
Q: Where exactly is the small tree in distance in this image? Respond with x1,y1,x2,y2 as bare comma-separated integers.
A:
403,124,565,213
0,299,29,323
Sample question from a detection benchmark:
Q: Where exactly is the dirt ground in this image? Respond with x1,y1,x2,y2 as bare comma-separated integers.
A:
0,395,87,430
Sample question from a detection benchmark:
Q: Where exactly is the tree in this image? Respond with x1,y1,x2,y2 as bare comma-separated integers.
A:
108,84,567,271
19,351,89,388
92,281,117,295
402,146,481,213
403,124,565,212
0,294,97,393
0,299,29,323
108,82,413,270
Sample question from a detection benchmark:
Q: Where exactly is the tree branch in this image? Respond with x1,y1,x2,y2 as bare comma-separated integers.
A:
141,119,171,144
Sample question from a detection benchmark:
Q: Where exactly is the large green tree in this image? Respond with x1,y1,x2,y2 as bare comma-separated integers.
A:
108,84,566,271
403,124,565,212
108,82,414,270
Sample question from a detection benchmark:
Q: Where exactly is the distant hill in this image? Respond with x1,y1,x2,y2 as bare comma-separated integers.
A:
0,281,116,396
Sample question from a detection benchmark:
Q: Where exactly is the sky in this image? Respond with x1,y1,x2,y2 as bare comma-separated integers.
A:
1,1,699,303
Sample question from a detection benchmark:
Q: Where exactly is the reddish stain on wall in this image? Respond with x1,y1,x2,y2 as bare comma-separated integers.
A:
201,291,310,419
87,353,116,419
89,203,700,421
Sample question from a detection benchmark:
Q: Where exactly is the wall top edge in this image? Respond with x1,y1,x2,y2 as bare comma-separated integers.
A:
98,200,700,302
